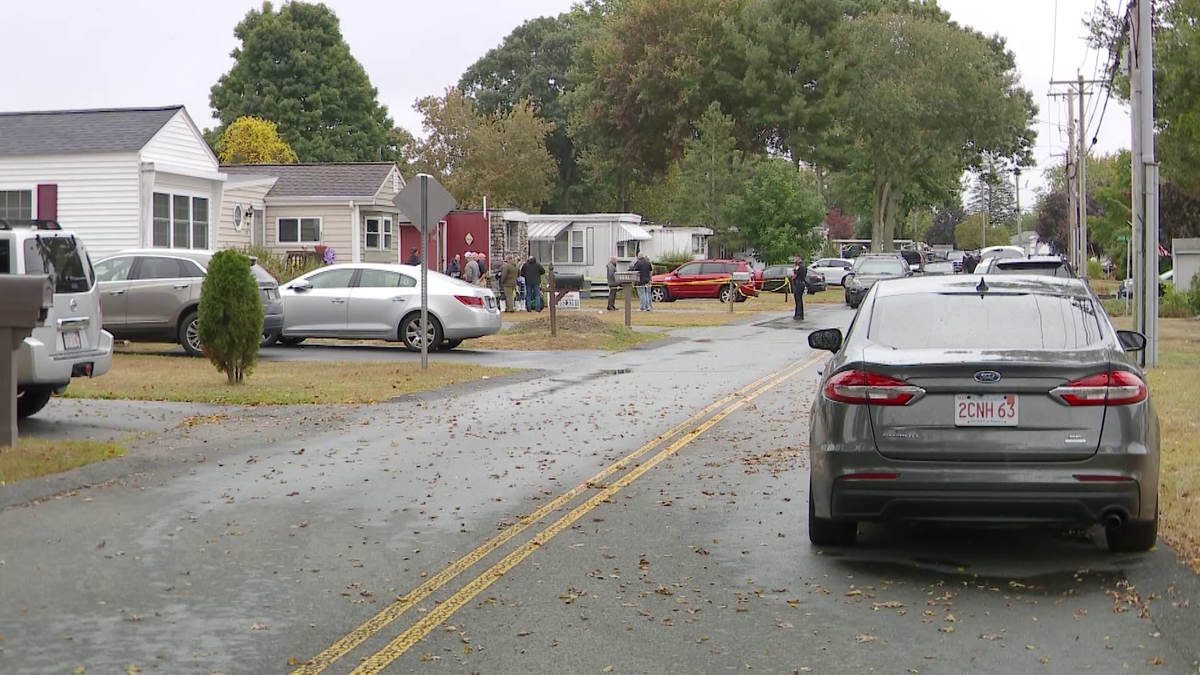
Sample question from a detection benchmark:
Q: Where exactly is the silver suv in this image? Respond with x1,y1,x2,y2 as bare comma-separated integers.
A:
1,219,113,419
93,250,284,356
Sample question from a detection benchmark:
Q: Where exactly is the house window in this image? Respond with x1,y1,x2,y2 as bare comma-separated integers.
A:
570,230,585,263
0,190,33,221
278,217,321,244
152,192,209,248
365,218,393,250
383,218,393,250
506,221,521,252
365,218,380,249
692,234,705,255
616,241,637,259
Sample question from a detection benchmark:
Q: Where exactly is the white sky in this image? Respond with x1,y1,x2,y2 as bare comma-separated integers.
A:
0,0,1128,194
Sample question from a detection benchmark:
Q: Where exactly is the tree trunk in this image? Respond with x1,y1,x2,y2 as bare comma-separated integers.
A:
871,171,889,253
881,174,905,252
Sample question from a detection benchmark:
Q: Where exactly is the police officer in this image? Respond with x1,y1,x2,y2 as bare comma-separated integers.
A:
790,255,808,320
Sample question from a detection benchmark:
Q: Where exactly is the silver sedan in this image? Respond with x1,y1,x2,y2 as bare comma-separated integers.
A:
277,264,501,351
806,275,1159,553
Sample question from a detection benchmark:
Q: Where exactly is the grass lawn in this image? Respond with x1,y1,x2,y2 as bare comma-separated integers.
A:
467,315,665,351
0,438,126,484
1113,316,1200,570
65,354,514,405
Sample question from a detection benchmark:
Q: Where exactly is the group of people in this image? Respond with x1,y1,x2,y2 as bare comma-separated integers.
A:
605,252,655,311
443,251,494,284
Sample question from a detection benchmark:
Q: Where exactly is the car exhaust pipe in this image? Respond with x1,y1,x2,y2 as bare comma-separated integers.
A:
1103,512,1125,531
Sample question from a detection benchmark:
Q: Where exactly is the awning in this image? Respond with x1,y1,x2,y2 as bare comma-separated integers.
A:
528,220,572,241
618,222,652,242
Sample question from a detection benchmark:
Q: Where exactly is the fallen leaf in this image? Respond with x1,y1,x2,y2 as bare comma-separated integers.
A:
517,631,532,637
855,634,877,643
73,667,85,675
126,667,141,675
603,667,615,673
979,634,1003,641
250,622,269,631
1149,656,1164,666
939,627,955,634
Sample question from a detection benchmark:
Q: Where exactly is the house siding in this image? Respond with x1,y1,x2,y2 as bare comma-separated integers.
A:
264,204,353,261
0,152,141,258
218,183,274,250
361,210,397,264
139,111,219,176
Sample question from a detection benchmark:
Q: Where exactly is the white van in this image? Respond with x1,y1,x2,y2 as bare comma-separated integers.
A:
0,219,113,418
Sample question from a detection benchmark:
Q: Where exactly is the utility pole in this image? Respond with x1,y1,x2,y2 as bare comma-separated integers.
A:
1137,0,1160,366
1079,72,1089,280
1051,78,1106,272
1067,88,1078,269
1128,39,1144,342
1014,167,1021,244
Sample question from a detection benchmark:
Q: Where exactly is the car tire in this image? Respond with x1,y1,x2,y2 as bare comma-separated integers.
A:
261,330,281,348
280,336,306,347
718,285,733,303
808,481,857,546
1106,511,1158,553
179,310,202,357
400,314,443,353
652,286,669,303
17,387,54,419
442,339,464,350
734,292,749,303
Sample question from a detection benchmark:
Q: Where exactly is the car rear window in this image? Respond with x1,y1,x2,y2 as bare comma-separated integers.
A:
23,236,93,293
250,264,278,286
869,292,1104,350
857,260,907,275
991,261,1073,278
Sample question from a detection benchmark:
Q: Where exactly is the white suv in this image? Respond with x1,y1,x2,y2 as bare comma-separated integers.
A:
1,219,113,418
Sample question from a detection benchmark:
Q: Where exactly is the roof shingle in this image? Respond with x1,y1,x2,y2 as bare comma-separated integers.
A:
221,163,396,198
0,106,182,155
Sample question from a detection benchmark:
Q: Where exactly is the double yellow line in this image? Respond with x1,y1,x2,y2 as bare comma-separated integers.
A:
294,354,822,675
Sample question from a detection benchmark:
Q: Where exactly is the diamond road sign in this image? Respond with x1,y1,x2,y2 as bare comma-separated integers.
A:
394,173,457,232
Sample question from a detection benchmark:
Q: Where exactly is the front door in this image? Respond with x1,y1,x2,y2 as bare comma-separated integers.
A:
251,209,265,247
668,262,704,298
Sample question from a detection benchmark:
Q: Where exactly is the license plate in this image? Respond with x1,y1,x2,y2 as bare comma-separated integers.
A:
63,330,82,351
955,394,1018,427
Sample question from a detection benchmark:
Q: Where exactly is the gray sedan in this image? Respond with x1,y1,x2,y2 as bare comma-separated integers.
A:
277,263,501,351
806,275,1159,553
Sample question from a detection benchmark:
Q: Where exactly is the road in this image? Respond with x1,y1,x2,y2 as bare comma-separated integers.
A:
1,304,1198,674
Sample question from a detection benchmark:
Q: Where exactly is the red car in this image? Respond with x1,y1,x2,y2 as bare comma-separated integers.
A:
651,260,759,303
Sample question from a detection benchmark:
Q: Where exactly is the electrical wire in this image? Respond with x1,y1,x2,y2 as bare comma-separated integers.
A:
1050,0,1060,79
1087,3,1132,148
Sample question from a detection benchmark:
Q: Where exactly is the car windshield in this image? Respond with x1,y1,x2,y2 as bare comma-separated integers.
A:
869,292,1104,350
23,236,93,293
925,261,955,273
857,260,907,275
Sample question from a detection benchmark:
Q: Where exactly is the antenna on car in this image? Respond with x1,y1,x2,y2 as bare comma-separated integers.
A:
976,277,989,296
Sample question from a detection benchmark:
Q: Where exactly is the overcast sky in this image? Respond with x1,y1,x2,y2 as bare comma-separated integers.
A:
1,0,1126,195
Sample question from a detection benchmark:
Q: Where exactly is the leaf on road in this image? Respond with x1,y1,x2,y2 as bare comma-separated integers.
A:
287,657,303,666
73,667,85,675
938,627,955,634
604,666,615,673
872,601,904,610
1040,656,1050,665
855,634,877,643
1149,656,1164,666
250,622,269,631
517,631,532,637
126,667,141,675
654,586,674,596
944,614,956,623
979,634,1003,641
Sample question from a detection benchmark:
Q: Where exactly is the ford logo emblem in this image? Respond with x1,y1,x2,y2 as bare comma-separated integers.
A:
974,370,1002,384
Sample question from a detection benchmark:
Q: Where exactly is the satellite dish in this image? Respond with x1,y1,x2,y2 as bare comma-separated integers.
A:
234,205,244,231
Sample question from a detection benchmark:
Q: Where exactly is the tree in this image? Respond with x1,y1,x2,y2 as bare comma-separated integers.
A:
1036,191,1070,254
955,215,1011,251
198,250,263,384
667,102,754,249
830,13,1037,252
825,207,855,240
215,116,299,164
413,88,482,188
925,206,965,246
967,155,1018,228
209,1,394,162
724,159,826,264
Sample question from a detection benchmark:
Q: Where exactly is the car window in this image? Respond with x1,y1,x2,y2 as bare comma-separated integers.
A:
22,237,94,293
766,265,790,276
94,257,133,283
676,263,703,276
250,264,278,286
358,269,416,288
180,259,206,278
813,259,830,267
136,257,185,280
869,292,1103,350
857,260,907,275
992,261,1072,278
307,268,356,290
700,263,728,274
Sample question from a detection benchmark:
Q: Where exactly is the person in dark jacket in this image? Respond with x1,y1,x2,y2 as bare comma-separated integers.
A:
790,256,808,320
500,256,519,313
446,254,461,278
606,256,619,310
963,252,979,274
405,247,421,266
521,256,546,312
632,252,654,311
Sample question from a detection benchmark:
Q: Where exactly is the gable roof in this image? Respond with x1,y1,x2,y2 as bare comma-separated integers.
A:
221,163,397,198
0,106,183,156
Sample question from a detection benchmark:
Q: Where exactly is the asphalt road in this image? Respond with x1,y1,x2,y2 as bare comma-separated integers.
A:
1,304,1197,674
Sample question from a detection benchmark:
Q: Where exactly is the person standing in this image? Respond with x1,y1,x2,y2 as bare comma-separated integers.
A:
632,252,654,311
790,255,808,320
963,252,978,274
405,247,421,266
606,255,619,311
446,254,462,279
521,256,546,312
464,253,480,284
475,253,489,287
500,255,519,313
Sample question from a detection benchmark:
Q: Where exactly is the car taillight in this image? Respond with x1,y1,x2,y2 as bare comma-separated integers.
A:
455,295,485,307
823,370,925,406
1050,371,1147,406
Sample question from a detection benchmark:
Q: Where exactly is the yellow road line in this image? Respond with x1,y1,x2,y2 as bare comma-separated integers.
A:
348,353,823,674
292,360,805,674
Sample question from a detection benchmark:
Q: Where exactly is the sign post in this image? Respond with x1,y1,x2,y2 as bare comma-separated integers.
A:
394,174,457,369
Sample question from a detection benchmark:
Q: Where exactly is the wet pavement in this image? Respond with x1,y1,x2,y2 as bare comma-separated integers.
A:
1,304,1197,674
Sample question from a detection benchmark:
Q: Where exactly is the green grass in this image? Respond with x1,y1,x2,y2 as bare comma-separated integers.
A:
467,315,664,351
0,438,126,484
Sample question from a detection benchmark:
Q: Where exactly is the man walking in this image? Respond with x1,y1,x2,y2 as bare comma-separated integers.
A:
606,255,619,311
790,255,808,320
463,253,480,284
632,252,654,311
521,256,546,312
405,247,421,266
500,255,519,313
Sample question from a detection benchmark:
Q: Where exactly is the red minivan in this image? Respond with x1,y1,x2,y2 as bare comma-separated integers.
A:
651,259,758,303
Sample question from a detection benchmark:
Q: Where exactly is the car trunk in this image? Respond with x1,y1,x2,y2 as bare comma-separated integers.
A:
861,346,1109,462
22,235,102,360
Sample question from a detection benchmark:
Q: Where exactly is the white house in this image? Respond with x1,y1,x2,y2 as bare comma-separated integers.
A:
0,105,226,259
1173,238,1200,293
642,224,712,261
524,213,650,279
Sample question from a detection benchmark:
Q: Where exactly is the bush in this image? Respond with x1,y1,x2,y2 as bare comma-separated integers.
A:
653,250,695,274
198,250,264,384
1159,282,1194,318
1190,273,1200,316
240,245,324,284
1087,259,1103,279
821,239,841,258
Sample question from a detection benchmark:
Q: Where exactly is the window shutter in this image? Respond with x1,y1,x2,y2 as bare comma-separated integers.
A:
36,184,57,221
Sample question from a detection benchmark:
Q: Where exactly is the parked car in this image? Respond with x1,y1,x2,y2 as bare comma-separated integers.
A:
94,250,284,356
754,264,825,294
946,250,966,273
974,255,1075,278
979,245,1027,261
652,260,758,304
1,219,113,419
1118,270,1173,299
810,258,855,286
276,264,501,351
805,274,1159,553
843,255,909,309
899,249,925,273
923,260,957,276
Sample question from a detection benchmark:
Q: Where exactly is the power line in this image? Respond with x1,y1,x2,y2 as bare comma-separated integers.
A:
1050,0,1060,78
1088,3,1132,148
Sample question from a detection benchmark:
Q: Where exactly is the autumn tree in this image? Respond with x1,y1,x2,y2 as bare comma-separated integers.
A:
825,208,855,240
209,1,394,162
924,206,964,246
215,116,298,164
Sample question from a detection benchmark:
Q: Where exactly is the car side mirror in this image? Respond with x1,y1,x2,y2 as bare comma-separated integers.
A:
808,328,843,353
289,279,312,292
1116,330,1147,353
844,265,852,270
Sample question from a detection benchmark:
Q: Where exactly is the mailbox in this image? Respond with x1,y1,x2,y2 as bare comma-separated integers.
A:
615,271,638,285
551,273,585,290
0,275,53,330
731,271,752,282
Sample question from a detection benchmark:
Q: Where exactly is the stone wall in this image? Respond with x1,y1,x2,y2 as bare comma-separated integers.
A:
490,212,528,263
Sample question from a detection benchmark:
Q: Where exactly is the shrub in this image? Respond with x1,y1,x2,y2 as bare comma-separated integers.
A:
1190,273,1200,316
198,250,264,384
1159,282,1194,318
653,250,695,274
240,245,324,284
1087,258,1103,280
821,238,841,258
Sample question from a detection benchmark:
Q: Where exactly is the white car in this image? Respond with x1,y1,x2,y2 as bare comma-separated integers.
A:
2,219,113,418
979,245,1026,261
810,258,855,286
276,263,501,351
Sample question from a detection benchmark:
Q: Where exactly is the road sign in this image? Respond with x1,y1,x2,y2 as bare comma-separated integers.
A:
394,174,456,232
1116,234,1130,243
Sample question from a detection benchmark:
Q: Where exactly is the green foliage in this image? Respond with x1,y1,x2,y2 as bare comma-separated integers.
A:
821,238,841,258
1088,258,1104,279
215,116,298,164
954,215,1010,251
1189,273,1200,316
925,207,964,245
198,250,263,384
655,251,697,271
724,159,825,265
667,102,755,250
1160,283,1195,318
209,1,393,162
239,245,323,284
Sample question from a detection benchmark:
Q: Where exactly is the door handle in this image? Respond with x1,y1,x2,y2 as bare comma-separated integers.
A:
331,298,347,304
391,297,407,302
172,283,190,290
109,289,126,296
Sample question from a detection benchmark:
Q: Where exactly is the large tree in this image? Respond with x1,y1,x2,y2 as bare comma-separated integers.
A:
215,116,298,164
667,102,755,249
209,1,394,163
830,13,1037,251
925,206,965,246
967,154,1018,229
724,159,826,264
